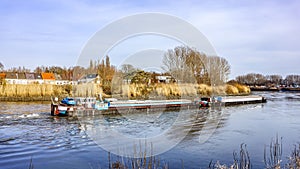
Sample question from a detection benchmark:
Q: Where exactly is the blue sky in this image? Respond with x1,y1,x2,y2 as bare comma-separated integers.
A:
0,0,299,79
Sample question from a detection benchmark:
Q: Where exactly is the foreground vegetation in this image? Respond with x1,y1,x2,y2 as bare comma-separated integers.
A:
94,137,300,169
28,136,300,169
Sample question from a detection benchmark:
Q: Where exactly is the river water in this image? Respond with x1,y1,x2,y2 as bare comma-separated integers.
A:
0,92,300,169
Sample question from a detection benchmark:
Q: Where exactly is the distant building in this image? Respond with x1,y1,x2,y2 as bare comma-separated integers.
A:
5,72,18,84
1,72,79,85
34,73,44,84
78,74,101,84
0,73,5,84
0,73,5,79
54,73,70,85
16,73,27,84
41,73,56,84
25,73,35,81
155,75,173,83
4,72,40,84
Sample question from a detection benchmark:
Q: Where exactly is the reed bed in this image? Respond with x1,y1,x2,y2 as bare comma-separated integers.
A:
0,84,73,100
73,83,103,97
113,83,250,100
0,82,250,100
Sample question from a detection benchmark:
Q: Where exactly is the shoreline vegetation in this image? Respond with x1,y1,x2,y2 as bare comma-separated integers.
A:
27,135,300,169
0,82,250,102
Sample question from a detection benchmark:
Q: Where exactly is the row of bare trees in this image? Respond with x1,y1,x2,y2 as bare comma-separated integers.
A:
236,73,300,86
1,46,231,88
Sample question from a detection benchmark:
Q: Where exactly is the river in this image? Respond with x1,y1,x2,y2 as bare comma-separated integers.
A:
0,92,300,169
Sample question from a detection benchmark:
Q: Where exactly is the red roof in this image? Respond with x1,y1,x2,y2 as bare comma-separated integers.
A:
0,73,5,79
41,73,55,80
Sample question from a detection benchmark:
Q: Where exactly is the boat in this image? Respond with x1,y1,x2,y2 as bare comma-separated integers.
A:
50,97,109,116
50,97,76,116
50,96,215,116
61,97,76,105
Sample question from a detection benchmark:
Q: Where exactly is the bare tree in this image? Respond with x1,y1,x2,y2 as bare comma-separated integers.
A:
265,75,282,86
162,46,231,85
207,56,231,85
120,64,137,83
285,75,300,86
162,46,208,84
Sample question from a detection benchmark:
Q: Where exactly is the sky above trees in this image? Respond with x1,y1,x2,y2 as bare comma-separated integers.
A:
0,0,299,79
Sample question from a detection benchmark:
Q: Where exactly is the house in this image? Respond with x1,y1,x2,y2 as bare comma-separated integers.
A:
41,73,56,84
78,74,101,84
0,73,5,79
4,72,27,84
155,75,173,83
0,73,5,84
34,73,44,84
25,73,42,84
5,72,18,84
1,72,77,85
16,73,27,84
54,74,70,85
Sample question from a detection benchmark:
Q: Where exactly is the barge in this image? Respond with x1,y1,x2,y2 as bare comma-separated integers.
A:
50,95,267,116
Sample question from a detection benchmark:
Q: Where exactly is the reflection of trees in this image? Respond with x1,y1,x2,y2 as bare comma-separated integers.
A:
178,107,231,142
77,107,233,156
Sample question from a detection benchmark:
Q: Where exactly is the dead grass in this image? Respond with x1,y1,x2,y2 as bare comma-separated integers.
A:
0,84,72,98
111,83,250,99
0,82,250,100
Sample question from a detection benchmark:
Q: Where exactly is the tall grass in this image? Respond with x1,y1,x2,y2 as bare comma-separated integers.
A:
26,135,300,169
0,82,250,100
287,144,300,168
113,83,250,100
264,135,282,169
0,84,71,98
72,83,104,97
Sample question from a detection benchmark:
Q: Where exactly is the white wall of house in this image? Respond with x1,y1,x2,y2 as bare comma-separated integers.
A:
156,76,172,83
5,79,28,84
55,80,70,85
44,80,56,85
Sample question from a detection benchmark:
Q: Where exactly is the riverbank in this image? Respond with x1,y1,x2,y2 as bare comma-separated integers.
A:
0,83,250,101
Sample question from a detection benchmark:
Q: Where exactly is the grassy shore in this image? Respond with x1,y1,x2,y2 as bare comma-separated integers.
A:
0,83,250,101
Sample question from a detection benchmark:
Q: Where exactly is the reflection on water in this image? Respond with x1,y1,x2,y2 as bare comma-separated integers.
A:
0,92,300,168
76,106,224,157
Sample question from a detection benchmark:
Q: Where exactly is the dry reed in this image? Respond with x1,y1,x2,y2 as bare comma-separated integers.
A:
113,83,250,99
0,82,250,100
